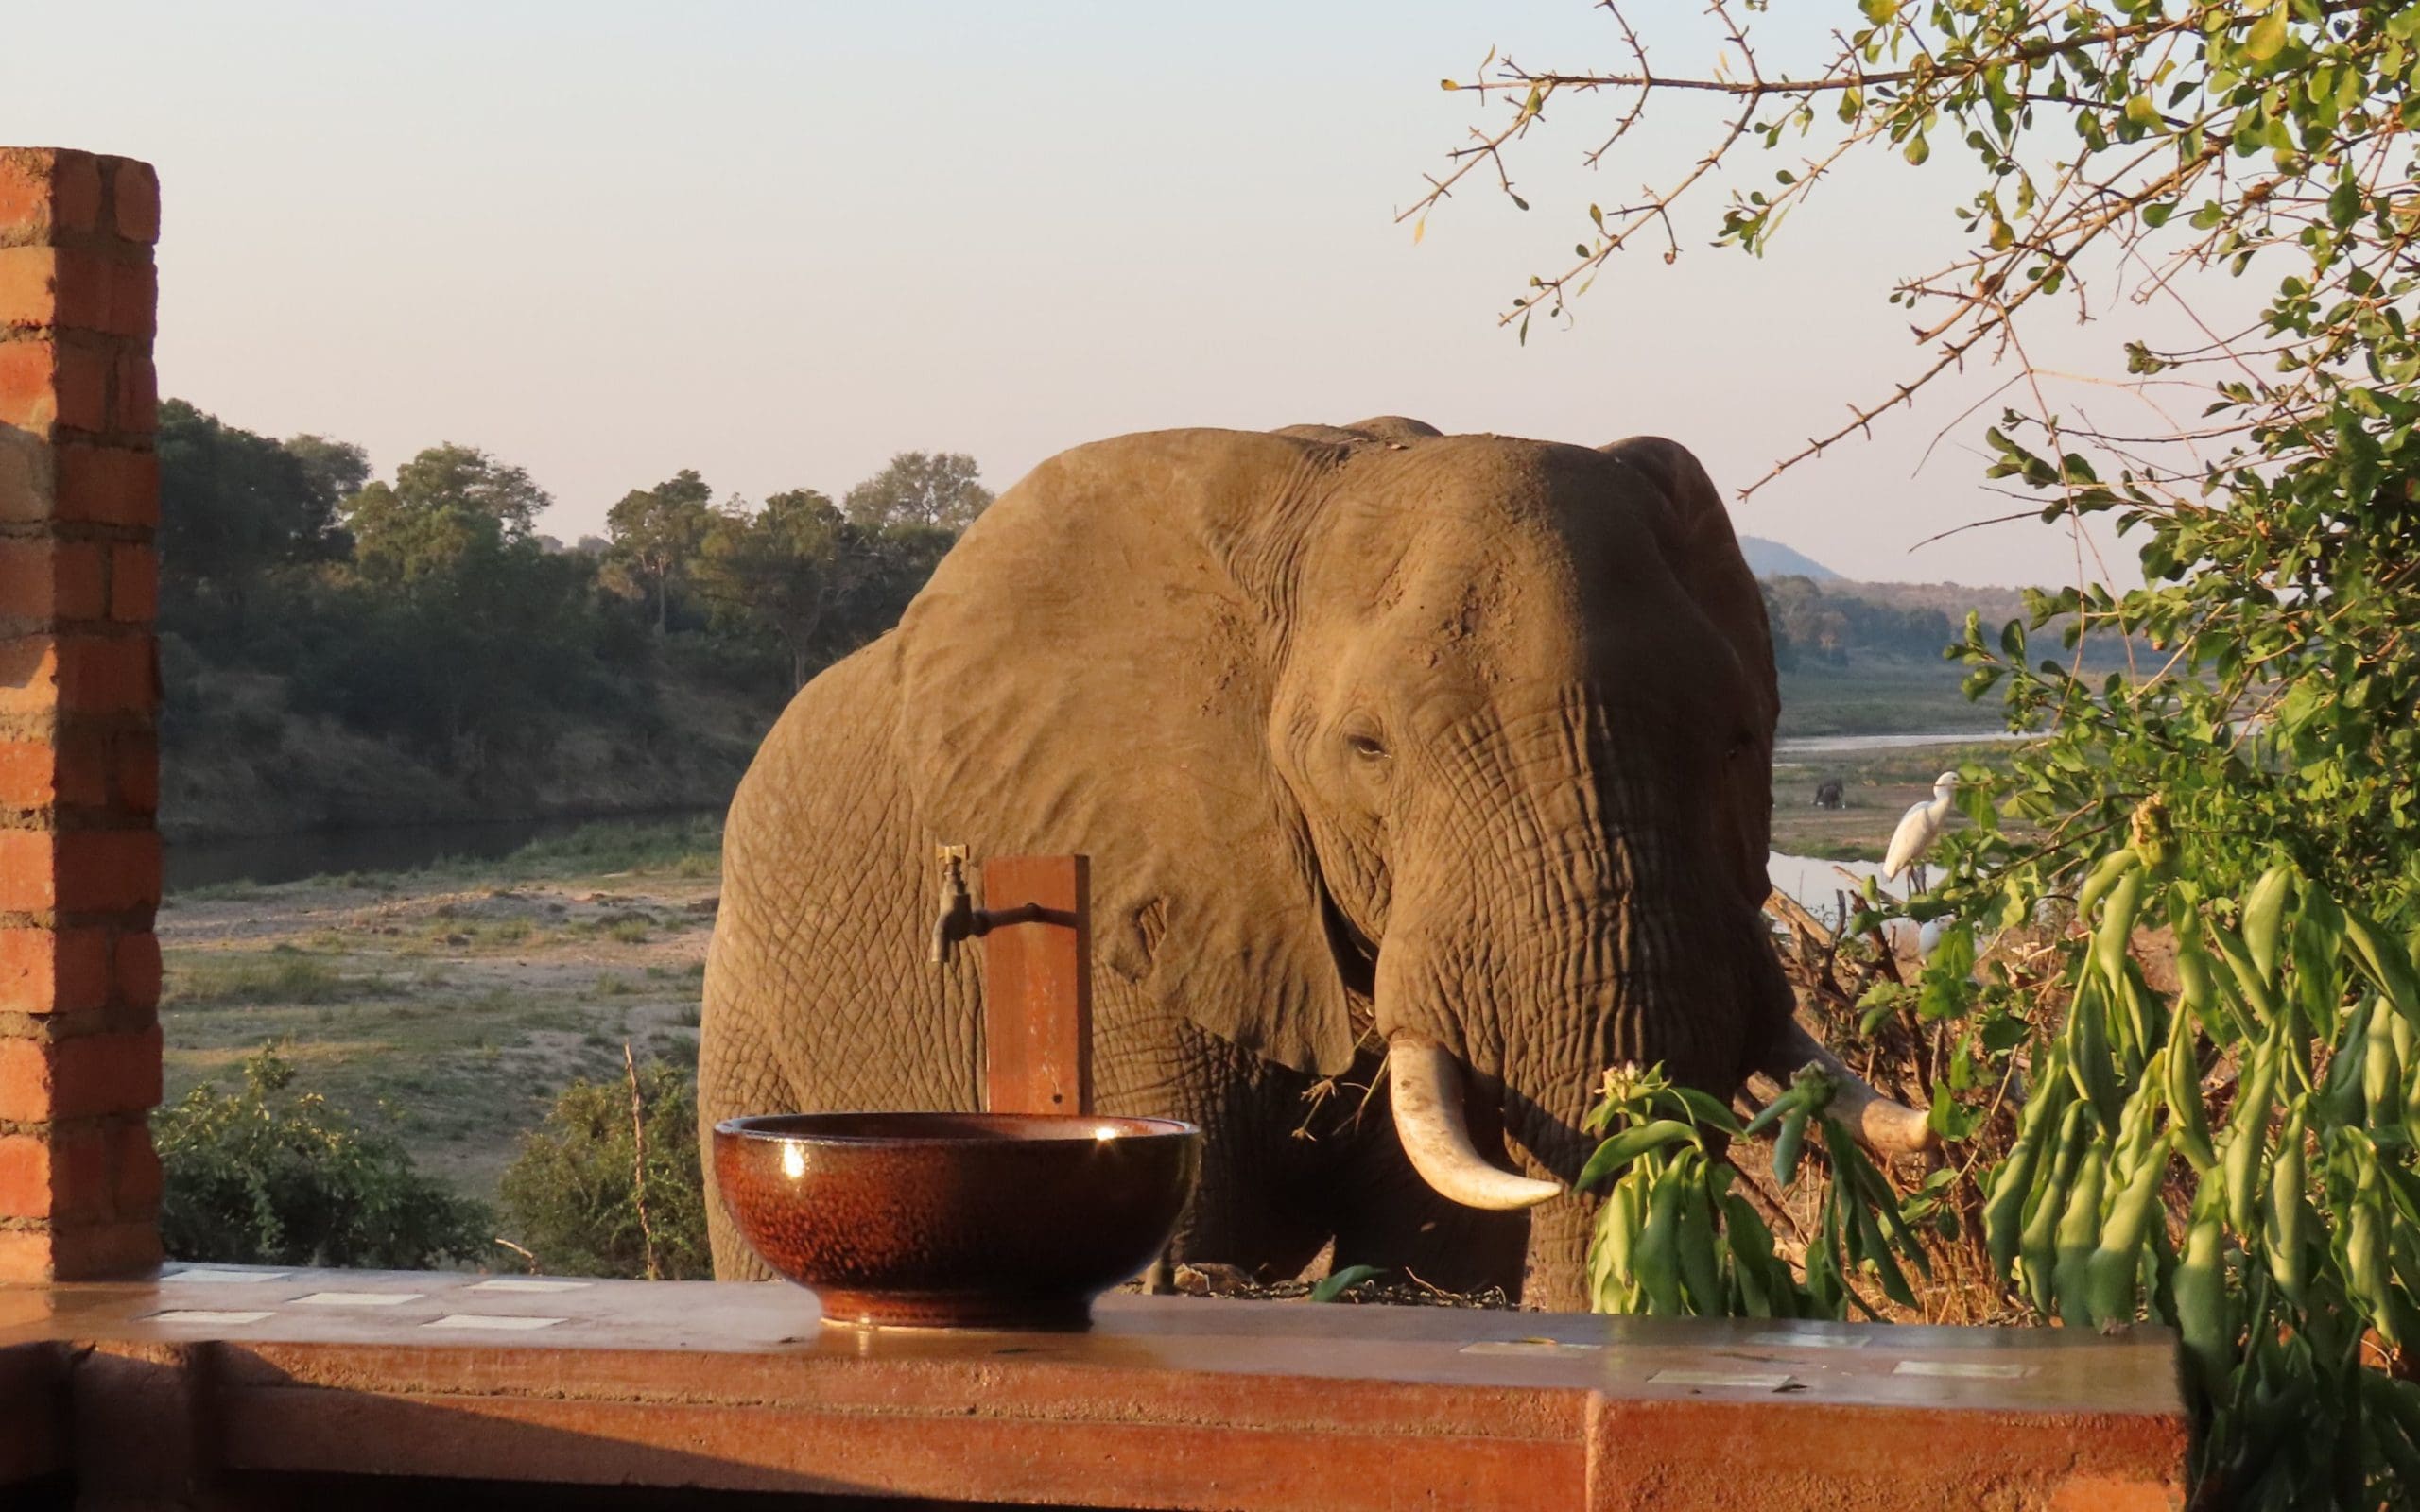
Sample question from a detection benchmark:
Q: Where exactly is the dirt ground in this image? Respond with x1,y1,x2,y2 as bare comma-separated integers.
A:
160,848,719,1203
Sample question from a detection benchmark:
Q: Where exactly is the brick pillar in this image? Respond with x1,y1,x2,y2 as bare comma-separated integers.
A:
0,148,164,1283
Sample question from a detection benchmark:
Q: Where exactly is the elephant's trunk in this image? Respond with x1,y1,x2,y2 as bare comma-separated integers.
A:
1384,1036,1563,1211
1757,1019,1935,1154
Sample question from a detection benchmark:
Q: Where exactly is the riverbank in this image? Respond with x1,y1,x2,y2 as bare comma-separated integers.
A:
161,816,723,1205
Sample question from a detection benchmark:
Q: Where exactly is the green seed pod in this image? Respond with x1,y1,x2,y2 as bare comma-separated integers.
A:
2075,847,2144,926
2172,1182,2233,1400
2165,1013,2218,1173
1675,1169,1724,1315
2242,865,2295,986
1635,1163,1687,1316
1772,1105,1810,1187
1986,1111,2049,1279
2265,1107,2308,1306
2095,867,2146,989
2344,908,2420,1028
2350,1177,2394,1343
2208,922,2277,1030
2054,1144,2109,1329
2087,1134,2172,1325
2225,1032,2280,1236
2067,976,2125,1130
2024,1102,2091,1316
2365,1000,2398,1128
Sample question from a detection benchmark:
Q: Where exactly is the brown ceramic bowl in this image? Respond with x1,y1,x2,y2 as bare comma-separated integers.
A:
712,1111,1201,1330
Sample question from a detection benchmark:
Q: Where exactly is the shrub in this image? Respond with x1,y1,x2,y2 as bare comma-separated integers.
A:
157,1046,491,1267
496,1057,708,1280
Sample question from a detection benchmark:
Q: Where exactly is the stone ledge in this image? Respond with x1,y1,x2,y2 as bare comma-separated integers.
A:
1,1264,2191,1510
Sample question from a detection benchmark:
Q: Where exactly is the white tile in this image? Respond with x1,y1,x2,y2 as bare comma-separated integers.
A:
147,1310,273,1326
1461,1339,1602,1357
1748,1331,1872,1349
1893,1359,2032,1380
167,1269,289,1284
1650,1368,1796,1391
290,1291,424,1308
465,1279,590,1294
423,1314,565,1332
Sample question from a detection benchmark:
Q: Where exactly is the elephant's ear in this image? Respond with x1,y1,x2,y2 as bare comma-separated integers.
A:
892,428,1360,1076
1597,436,1777,732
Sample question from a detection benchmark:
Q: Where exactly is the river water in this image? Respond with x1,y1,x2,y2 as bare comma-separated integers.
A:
165,729,2003,899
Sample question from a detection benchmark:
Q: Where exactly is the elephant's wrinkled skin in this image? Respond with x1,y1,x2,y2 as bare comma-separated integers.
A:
701,419,1858,1309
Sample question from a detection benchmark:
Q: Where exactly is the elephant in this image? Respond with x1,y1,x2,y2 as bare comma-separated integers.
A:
1814,779,1844,810
699,417,1927,1309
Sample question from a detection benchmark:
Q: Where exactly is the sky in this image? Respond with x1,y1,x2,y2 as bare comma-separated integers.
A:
4,1,2189,586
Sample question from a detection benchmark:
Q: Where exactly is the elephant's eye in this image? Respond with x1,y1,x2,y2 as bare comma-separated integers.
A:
1343,725,1391,763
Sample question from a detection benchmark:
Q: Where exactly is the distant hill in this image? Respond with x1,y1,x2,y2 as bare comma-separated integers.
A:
1739,536,1841,581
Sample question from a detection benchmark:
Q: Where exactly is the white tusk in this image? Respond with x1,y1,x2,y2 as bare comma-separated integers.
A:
1385,1037,1564,1211
1760,1020,1936,1155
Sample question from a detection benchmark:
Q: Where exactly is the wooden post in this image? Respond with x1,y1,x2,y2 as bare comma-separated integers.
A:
980,855,1091,1116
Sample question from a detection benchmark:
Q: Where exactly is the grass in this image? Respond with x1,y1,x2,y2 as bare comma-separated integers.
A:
161,826,720,1204
169,949,366,1007
1775,657,2002,739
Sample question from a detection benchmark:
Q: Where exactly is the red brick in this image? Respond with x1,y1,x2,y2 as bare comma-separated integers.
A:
0,1034,55,1119
49,1122,108,1219
112,931,159,1010
0,338,109,435
0,538,106,624
0,1132,49,1217
55,634,156,713
0,739,58,807
51,727,110,809
0,338,58,430
111,1120,160,1210
0,827,57,911
0,1217,160,1283
55,444,157,526
0,149,102,243
109,542,155,623
112,732,157,816
0,635,59,715
0,926,112,1014
56,829,159,913
53,1025,161,1118
108,160,159,245
106,259,156,339
0,428,44,522
0,247,111,331
110,353,154,434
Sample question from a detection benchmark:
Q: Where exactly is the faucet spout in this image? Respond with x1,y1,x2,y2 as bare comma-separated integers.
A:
931,846,977,965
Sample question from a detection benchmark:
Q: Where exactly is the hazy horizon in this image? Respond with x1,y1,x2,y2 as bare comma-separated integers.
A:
7,2,2191,588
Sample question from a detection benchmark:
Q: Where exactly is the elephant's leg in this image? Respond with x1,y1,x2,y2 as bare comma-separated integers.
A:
1513,1142,1596,1312
1092,976,1331,1280
1324,1067,1530,1297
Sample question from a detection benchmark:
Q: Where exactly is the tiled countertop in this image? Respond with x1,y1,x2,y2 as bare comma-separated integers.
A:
1,1264,2190,1510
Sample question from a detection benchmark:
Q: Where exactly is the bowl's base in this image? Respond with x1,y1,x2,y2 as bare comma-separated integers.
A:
814,1290,1095,1332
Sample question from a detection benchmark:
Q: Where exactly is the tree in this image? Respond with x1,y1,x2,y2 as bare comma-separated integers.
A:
496,1058,709,1280
842,450,994,533
157,401,350,622
387,442,551,539
695,488,852,688
283,433,372,515
1418,7,2420,1502
607,469,717,635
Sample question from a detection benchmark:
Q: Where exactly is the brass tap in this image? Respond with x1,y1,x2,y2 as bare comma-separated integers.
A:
930,845,975,965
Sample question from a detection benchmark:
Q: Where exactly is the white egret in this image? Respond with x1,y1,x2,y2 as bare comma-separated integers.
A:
1883,772,1961,891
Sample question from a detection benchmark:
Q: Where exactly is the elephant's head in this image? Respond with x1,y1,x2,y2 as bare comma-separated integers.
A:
897,420,1924,1211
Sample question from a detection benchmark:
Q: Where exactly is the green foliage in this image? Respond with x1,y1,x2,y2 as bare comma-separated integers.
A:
1759,574,1957,670
1423,8,2420,1504
156,1045,491,1268
1962,850,2420,1509
495,1058,709,1280
841,449,994,533
1582,1064,1933,1319
607,469,717,634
